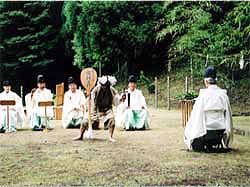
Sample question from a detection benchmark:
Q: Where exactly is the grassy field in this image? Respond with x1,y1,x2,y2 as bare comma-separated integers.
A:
0,109,250,186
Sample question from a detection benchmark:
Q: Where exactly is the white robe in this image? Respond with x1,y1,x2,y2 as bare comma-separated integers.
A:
123,88,147,110
25,93,32,120
0,91,26,131
116,88,148,128
31,88,54,118
62,89,86,128
184,85,233,149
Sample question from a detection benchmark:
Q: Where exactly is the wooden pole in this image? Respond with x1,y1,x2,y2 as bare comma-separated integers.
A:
6,105,9,132
88,94,92,132
20,85,23,105
155,77,158,109
167,76,170,110
44,106,48,133
185,76,188,94
190,58,194,91
181,101,184,127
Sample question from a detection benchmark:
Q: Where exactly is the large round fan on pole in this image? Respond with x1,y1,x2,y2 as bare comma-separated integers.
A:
80,68,97,92
80,68,97,139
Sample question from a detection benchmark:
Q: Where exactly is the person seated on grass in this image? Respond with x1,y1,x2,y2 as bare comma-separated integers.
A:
30,75,54,131
62,77,86,129
184,67,233,153
0,80,26,133
116,75,149,130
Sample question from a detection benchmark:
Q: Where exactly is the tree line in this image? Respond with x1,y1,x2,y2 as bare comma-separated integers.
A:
0,1,249,92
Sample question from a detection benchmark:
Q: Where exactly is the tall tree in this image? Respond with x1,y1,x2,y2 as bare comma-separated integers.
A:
0,1,63,90
156,1,250,79
62,1,164,79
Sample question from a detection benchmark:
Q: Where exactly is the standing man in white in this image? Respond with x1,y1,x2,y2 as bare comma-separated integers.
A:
184,67,233,152
30,75,54,130
0,80,26,132
62,77,86,128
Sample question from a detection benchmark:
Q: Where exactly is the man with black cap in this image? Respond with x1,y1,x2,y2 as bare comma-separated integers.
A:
0,80,26,132
62,77,86,128
184,67,233,152
116,75,149,130
30,75,54,130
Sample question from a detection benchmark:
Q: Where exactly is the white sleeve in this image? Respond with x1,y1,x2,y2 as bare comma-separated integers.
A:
224,94,233,147
63,92,74,114
184,91,207,149
139,91,147,109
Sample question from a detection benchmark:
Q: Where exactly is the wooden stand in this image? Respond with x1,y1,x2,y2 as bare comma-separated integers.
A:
180,100,194,127
55,83,64,120
38,101,53,132
0,100,16,132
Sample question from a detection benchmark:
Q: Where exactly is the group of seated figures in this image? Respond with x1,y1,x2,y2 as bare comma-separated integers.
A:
0,67,234,152
0,74,149,142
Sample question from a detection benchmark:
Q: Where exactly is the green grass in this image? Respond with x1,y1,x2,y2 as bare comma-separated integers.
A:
0,109,250,186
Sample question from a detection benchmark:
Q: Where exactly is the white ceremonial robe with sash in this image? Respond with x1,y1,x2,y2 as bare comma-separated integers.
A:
184,85,233,149
116,88,149,130
62,89,86,128
0,91,26,131
30,88,54,128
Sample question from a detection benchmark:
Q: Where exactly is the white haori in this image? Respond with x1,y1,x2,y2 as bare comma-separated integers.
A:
115,102,127,127
124,88,147,110
0,91,26,131
31,88,54,118
62,89,86,128
184,85,233,149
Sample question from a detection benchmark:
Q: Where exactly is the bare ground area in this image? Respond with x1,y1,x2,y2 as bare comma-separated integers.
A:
0,109,250,186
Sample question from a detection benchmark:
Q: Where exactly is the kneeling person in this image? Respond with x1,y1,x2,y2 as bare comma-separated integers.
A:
62,77,85,128
184,67,233,152
117,75,149,130
0,80,26,132
30,75,54,130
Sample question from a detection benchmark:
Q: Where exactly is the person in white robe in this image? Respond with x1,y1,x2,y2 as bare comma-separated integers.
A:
30,75,54,130
25,88,36,122
62,77,85,128
0,80,26,132
184,67,233,152
116,75,149,130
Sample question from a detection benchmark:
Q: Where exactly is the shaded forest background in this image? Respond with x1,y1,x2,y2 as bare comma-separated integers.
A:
0,1,249,102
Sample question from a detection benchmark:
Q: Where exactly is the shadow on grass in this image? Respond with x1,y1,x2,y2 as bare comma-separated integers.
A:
180,148,244,154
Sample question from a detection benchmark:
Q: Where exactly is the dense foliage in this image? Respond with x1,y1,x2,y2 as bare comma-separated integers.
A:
0,2,62,78
156,2,250,79
0,1,249,85
62,1,163,79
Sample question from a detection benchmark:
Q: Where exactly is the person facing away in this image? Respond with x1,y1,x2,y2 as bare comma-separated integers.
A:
184,67,233,152
73,75,119,142
116,75,149,130
30,74,54,130
62,76,86,129
0,80,26,132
